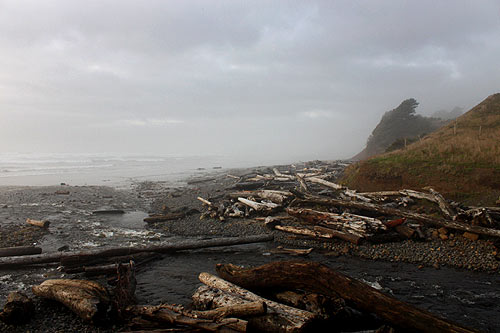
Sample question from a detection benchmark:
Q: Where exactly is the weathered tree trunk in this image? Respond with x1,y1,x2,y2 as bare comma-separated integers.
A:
190,301,266,320
295,195,500,238
192,286,301,332
126,305,247,332
26,218,50,228
237,197,279,211
0,246,42,258
426,188,456,219
274,224,362,244
65,263,121,276
62,252,161,271
287,208,386,236
228,190,292,204
313,226,363,245
305,176,343,190
0,292,35,325
0,234,274,268
199,272,316,332
32,279,110,322
215,261,477,333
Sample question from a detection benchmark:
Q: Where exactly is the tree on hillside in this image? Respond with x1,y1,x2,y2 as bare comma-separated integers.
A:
364,98,444,156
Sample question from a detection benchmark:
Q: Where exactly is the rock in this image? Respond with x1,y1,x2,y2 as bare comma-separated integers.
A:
57,245,70,252
438,227,448,235
0,292,35,325
439,234,449,241
463,232,479,241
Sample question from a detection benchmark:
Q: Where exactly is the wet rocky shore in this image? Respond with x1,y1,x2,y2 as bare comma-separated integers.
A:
0,161,499,332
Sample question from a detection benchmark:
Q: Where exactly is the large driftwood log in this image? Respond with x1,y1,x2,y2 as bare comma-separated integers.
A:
0,234,274,268
313,226,363,245
228,190,292,204
360,189,455,218
274,224,362,245
295,195,500,238
192,285,307,332
190,301,266,320
215,261,476,333
305,177,343,190
32,279,110,322
0,292,35,325
199,272,316,332
287,208,386,236
426,188,456,219
237,197,279,211
126,305,247,332
0,246,42,258
63,252,161,272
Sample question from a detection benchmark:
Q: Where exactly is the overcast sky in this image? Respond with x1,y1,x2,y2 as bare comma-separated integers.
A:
1,0,499,162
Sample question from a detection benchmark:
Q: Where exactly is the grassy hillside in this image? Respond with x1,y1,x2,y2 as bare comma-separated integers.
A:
343,93,500,205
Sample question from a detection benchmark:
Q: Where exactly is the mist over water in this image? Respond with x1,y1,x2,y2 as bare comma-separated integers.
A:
0,152,306,187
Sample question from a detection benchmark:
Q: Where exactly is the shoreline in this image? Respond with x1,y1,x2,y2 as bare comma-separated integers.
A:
0,160,499,332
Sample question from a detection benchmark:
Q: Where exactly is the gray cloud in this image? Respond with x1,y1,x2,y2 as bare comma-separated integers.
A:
1,0,499,160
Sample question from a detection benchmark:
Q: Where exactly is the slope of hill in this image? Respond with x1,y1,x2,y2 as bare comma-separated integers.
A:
343,93,500,205
353,99,446,160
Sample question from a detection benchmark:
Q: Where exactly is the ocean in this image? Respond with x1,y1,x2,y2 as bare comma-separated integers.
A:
0,153,260,187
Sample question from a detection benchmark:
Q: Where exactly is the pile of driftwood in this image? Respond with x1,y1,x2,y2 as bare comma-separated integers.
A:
1,260,477,332
197,162,500,245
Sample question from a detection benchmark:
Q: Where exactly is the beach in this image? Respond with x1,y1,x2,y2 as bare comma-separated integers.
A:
0,161,499,332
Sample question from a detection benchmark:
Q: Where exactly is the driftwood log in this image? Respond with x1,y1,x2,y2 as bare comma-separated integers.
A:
287,208,386,235
126,305,247,332
0,246,42,258
0,234,273,268
143,213,185,223
32,279,110,322
192,286,303,332
295,195,500,238
274,224,362,245
215,261,476,333
190,301,266,320
228,190,292,204
237,197,279,211
26,218,50,228
199,272,316,332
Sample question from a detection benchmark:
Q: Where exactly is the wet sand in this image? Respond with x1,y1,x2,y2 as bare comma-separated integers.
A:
0,163,499,332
